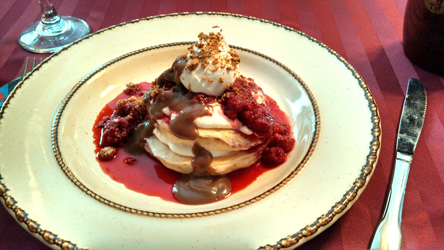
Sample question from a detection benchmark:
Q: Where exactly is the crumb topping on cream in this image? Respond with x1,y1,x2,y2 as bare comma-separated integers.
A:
179,26,240,96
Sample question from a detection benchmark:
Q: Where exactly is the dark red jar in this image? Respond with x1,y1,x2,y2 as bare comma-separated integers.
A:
403,0,444,76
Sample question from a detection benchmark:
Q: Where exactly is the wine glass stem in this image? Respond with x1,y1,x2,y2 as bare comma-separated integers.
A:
39,0,60,24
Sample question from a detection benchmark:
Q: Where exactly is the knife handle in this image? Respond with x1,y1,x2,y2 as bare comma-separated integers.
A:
369,152,412,250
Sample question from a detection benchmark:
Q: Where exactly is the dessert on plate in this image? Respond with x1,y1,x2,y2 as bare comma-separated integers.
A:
95,26,295,204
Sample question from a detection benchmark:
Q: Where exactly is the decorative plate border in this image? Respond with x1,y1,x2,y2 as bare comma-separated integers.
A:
51,42,321,219
0,178,85,250
0,12,381,250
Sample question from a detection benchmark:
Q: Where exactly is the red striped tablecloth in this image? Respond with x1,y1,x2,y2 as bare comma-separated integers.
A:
1,0,443,249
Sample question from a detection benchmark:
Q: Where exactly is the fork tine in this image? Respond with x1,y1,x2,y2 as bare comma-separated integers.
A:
21,57,29,81
31,58,36,71
19,57,42,82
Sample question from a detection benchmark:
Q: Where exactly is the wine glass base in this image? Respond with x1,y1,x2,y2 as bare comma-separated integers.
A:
19,16,90,53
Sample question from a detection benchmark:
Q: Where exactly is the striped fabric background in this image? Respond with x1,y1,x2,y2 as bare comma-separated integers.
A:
0,0,443,249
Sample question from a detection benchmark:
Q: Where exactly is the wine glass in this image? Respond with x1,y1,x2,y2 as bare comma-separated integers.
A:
18,0,90,53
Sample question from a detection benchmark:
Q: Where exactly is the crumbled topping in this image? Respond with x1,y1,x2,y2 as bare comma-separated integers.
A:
98,95,148,147
98,146,118,161
182,26,240,74
123,82,141,95
186,58,199,71
149,85,159,98
117,96,141,108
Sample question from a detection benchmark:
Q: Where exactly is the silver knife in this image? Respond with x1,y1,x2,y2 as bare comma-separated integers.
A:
369,78,427,250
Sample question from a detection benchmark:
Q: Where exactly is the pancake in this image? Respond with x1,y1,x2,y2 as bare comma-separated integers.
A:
144,136,264,175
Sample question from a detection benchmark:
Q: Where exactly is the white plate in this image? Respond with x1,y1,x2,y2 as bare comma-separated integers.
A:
0,13,380,249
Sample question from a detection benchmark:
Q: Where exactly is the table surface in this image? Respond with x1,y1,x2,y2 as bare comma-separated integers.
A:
1,0,443,249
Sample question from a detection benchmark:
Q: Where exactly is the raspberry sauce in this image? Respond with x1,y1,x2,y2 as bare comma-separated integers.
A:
93,82,293,204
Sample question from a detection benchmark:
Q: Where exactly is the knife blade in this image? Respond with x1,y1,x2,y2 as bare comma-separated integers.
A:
370,78,427,250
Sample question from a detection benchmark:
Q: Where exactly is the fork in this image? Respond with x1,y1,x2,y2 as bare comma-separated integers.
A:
10,57,43,90
0,57,43,108
19,57,43,83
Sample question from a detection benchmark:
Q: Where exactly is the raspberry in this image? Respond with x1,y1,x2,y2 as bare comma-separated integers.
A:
262,147,286,166
221,76,295,166
269,134,295,153
222,76,274,137
273,122,290,135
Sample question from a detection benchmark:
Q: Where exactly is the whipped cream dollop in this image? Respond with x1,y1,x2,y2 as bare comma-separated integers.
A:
180,26,240,96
